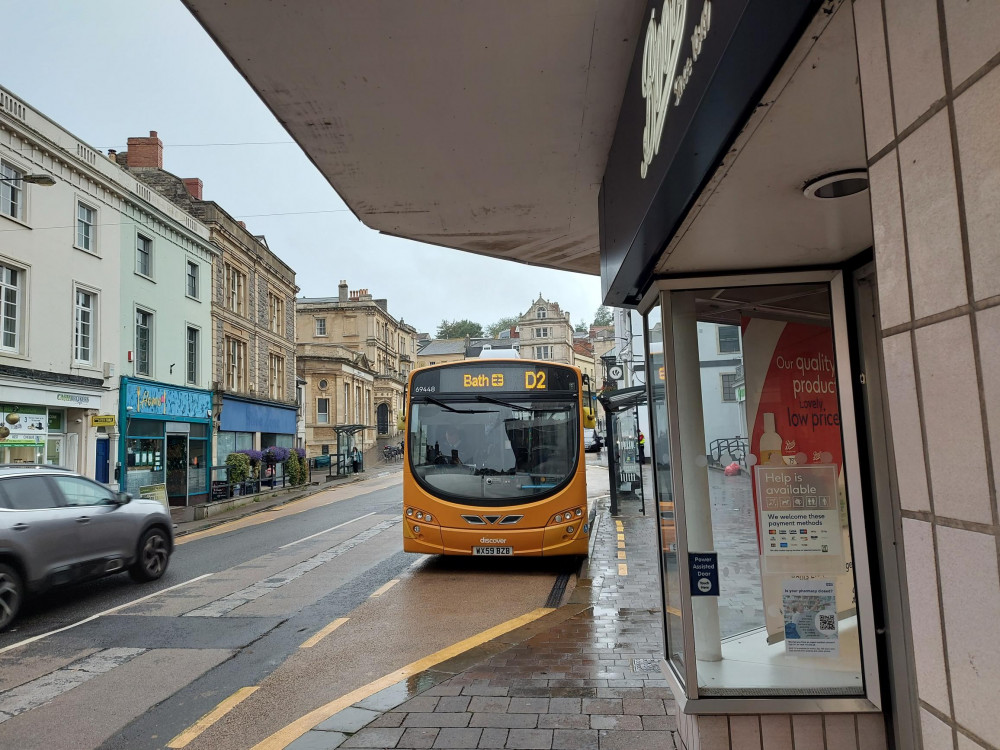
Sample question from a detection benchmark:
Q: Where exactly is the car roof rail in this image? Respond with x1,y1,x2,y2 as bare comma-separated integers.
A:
0,463,75,471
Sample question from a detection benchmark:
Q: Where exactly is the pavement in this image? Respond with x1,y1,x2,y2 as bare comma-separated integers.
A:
270,456,675,750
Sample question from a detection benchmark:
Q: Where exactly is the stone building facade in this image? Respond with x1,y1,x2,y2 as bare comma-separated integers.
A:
296,281,417,450
515,295,576,365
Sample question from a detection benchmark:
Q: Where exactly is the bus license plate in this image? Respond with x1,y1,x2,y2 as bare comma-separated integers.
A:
473,546,513,556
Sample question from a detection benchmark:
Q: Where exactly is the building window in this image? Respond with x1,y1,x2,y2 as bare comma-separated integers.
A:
136,234,153,277
224,335,247,391
225,264,246,315
535,327,550,338
268,293,284,335
534,345,552,360
186,326,199,385
0,161,24,220
718,325,741,354
269,354,285,400
135,308,152,375
317,398,330,424
76,202,96,252
721,372,738,402
74,289,95,365
1,263,22,352
315,318,327,336
536,307,547,319
186,261,199,299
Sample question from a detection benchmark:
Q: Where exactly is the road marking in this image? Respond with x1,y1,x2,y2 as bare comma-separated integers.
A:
615,520,624,531
617,551,626,559
617,541,626,549
618,563,628,575
278,512,376,549
616,533,625,542
0,574,213,656
0,648,146,723
166,686,260,748
369,579,399,598
183,520,399,618
252,607,556,750
299,618,349,649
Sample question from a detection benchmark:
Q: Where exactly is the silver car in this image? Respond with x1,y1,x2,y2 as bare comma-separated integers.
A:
0,465,174,630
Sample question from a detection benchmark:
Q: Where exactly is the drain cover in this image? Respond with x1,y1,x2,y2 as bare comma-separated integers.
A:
631,659,661,673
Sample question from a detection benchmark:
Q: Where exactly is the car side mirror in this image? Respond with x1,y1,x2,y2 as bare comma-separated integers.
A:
115,492,132,505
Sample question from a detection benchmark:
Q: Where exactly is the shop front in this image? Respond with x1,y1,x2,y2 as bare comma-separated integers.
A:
598,1,922,747
0,379,105,476
216,395,297,474
119,377,212,507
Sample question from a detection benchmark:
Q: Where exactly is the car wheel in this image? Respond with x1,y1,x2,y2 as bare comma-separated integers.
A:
129,528,170,583
0,563,23,631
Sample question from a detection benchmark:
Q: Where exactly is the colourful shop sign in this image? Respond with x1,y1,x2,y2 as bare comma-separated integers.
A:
0,404,48,446
122,379,212,421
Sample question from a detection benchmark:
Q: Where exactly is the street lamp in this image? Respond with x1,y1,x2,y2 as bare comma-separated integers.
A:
0,173,56,186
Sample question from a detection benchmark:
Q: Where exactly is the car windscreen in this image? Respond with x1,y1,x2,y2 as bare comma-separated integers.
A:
408,397,579,507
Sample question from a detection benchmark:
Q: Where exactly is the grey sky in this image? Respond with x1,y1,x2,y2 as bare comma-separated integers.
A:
4,0,604,336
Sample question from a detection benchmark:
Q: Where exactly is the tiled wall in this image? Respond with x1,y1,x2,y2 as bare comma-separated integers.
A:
676,712,887,750
854,1,1000,748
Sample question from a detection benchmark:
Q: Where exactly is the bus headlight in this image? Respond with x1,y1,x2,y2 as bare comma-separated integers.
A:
424,514,432,522
413,525,421,534
416,512,424,520
406,508,414,516
575,508,583,517
554,514,563,523
567,526,575,534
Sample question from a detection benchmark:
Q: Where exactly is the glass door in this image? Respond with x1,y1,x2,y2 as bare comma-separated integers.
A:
166,433,189,506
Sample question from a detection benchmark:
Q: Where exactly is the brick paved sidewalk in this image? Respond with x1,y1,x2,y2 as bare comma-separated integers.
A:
288,493,674,750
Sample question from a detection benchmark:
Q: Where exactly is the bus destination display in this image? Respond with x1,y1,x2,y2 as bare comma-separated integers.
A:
412,364,577,395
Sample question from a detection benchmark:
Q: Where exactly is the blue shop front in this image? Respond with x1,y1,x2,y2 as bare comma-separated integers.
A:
119,377,213,506
216,395,297,469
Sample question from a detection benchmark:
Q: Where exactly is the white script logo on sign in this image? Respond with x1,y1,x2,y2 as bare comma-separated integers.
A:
640,0,712,179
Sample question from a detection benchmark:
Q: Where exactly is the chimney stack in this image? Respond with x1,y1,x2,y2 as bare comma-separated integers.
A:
107,149,117,163
182,178,203,200
338,280,348,302
126,130,163,168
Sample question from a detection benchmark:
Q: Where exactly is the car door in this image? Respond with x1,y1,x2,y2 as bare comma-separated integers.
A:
49,475,133,565
0,475,82,588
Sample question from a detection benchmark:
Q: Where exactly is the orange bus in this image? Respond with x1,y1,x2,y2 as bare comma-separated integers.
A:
402,358,595,557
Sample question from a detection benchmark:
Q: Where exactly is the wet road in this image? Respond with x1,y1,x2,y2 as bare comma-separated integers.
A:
0,471,584,750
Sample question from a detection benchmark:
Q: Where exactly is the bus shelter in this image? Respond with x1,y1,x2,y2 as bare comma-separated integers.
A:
597,385,646,516
333,424,369,476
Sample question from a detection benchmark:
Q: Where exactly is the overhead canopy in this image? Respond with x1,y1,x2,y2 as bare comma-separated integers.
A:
183,0,647,276
598,385,647,414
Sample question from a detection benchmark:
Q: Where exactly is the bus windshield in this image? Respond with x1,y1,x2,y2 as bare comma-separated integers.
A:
408,396,579,506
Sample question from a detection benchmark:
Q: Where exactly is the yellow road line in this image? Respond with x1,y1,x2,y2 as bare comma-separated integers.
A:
253,607,555,750
167,686,259,748
615,520,624,531
300,618,349,649
618,563,628,575
617,541,626,549
617,551,626,559
616,533,625,542
369,579,399,598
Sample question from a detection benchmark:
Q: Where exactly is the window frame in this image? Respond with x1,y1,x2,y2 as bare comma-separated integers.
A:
0,160,27,223
0,260,25,354
536,307,547,319
224,263,247,316
269,353,285,400
186,260,200,300
717,324,741,354
639,270,882,715
186,325,200,385
134,307,153,376
75,200,97,254
317,397,330,424
268,292,284,335
315,318,327,336
224,334,248,392
720,372,737,403
135,232,154,279
534,345,552,360
73,285,97,366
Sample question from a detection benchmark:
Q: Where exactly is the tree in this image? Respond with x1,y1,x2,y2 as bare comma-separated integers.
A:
575,318,588,333
593,305,613,327
437,319,484,338
486,316,519,337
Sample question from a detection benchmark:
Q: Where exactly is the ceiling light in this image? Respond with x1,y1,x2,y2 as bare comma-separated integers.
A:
802,170,869,200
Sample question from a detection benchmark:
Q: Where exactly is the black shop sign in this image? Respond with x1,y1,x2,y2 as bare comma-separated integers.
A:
599,0,821,306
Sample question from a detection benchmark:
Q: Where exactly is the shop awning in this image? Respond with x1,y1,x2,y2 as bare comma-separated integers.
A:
598,385,647,414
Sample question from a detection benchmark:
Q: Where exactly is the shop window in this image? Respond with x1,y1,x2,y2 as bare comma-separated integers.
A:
644,274,879,710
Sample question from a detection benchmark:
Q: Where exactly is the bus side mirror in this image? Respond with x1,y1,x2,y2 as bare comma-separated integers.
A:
582,407,597,429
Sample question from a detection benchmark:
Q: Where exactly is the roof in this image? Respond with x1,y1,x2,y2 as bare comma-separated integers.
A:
417,339,468,356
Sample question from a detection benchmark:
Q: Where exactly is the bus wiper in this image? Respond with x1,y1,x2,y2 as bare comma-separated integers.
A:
425,396,495,414
475,395,571,412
